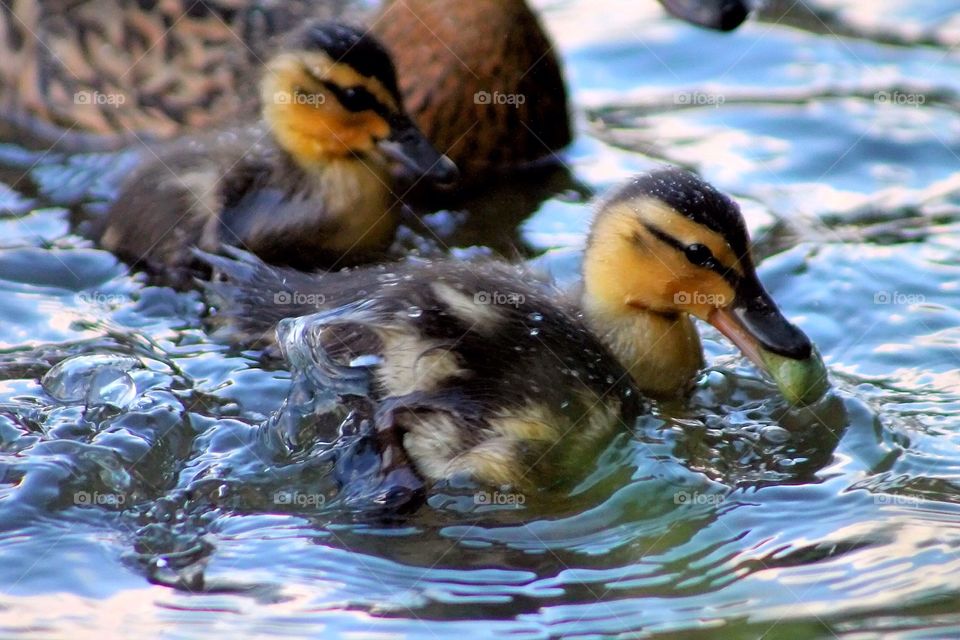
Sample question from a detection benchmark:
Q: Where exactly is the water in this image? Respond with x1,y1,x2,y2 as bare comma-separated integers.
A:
2,0,960,637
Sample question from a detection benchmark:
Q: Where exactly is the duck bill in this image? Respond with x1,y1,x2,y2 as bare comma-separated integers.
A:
379,115,459,188
657,0,753,31
707,282,830,405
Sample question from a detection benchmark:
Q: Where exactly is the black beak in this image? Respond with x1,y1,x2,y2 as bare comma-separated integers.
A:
731,273,813,360
379,115,459,189
657,0,753,31
707,267,829,406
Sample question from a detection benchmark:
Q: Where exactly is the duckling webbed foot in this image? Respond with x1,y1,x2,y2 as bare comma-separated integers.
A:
370,390,486,507
366,395,441,512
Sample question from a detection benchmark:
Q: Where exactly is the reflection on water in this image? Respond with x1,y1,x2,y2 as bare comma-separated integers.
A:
2,0,960,637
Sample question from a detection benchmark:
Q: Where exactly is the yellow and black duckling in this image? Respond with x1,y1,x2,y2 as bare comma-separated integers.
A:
0,0,751,183
201,167,829,494
93,21,457,278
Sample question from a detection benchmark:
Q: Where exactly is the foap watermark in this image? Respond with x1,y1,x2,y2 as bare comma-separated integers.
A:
74,90,126,107
474,90,526,108
474,290,525,308
873,494,921,507
675,91,725,108
874,290,924,305
273,90,326,106
474,489,526,507
674,491,725,506
273,290,326,306
673,291,728,306
74,490,126,506
75,291,128,307
273,491,326,507
874,91,925,107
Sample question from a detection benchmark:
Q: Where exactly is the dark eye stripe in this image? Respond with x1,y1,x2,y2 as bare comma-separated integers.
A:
641,222,741,286
320,80,391,118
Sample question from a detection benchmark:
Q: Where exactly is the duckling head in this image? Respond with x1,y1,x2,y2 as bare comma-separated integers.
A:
583,167,829,405
260,21,458,188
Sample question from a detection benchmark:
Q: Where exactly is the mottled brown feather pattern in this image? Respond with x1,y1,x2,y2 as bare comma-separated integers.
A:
0,0,339,146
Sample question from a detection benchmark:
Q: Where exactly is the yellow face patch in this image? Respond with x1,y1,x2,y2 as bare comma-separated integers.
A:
584,198,741,320
261,52,397,165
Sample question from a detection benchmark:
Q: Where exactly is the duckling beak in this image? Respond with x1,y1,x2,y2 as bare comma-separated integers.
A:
707,275,830,405
658,0,753,31
380,115,459,188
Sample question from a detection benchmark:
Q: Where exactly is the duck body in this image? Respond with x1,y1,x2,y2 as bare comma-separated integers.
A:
375,0,571,180
96,121,393,275
0,0,349,144
202,168,830,493
205,250,643,490
93,21,457,278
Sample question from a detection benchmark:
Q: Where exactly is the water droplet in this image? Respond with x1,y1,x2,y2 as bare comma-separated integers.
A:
527,312,543,322
761,425,791,444
86,368,137,410
42,354,141,408
407,306,423,318
349,354,382,368
529,328,540,336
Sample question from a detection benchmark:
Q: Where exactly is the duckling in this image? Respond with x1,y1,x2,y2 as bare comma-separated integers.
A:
93,21,457,278
200,167,829,492
0,0,750,183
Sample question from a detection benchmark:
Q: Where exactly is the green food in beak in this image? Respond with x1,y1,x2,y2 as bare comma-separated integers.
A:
759,346,831,406
707,273,830,406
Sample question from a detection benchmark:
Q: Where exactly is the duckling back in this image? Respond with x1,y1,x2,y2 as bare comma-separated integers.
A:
202,249,644,489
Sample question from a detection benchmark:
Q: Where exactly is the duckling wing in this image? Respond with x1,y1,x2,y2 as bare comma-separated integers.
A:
218,185,345,268
198,246,408,347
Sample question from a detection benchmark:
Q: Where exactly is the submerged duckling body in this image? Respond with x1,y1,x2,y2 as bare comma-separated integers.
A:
203,167,830,492
95,22,456,277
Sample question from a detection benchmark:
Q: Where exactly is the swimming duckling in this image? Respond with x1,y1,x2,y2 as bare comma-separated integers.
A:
201,167,829,492
0,0,750,183
94,21,457,278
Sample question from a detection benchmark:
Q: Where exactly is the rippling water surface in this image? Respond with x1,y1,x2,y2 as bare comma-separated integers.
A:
2,1,960,637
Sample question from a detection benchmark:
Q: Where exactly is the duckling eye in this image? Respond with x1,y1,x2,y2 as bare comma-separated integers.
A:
336,86,380,113
684,243,714,266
